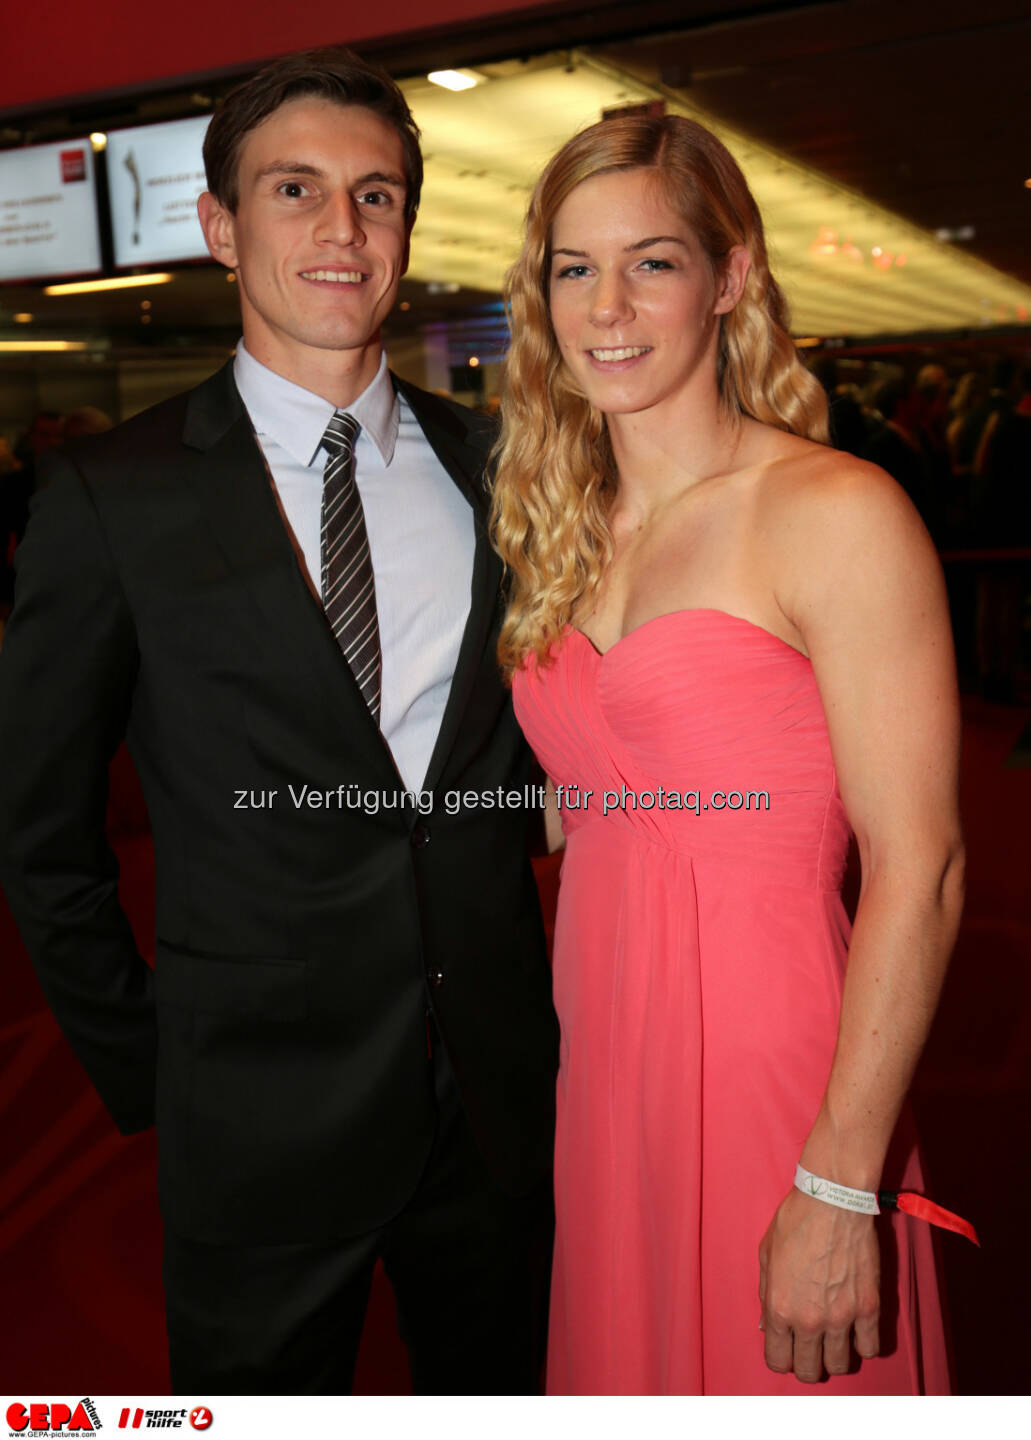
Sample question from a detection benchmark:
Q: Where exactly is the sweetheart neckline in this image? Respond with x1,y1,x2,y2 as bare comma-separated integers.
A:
567,608,810,663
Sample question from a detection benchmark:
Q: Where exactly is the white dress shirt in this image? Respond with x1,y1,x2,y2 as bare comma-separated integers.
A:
234,340,476,792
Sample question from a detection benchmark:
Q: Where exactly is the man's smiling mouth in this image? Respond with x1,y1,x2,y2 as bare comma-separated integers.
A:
299,270,367,283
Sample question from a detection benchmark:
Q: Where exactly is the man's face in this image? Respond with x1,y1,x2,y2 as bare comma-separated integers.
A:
199,98,411,392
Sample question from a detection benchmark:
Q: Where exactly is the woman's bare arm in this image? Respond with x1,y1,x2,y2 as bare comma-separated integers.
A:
758,458,964,1383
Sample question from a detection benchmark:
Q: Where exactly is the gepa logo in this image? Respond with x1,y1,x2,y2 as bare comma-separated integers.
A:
6,1402,99,1435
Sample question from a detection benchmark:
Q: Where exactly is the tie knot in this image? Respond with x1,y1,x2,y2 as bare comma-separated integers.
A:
322,410,360,459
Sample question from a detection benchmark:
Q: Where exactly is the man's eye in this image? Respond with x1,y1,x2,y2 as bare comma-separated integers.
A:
358,190,390,206
278,182,309,199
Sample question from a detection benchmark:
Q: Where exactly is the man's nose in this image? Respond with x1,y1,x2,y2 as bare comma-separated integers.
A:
315,191,365,248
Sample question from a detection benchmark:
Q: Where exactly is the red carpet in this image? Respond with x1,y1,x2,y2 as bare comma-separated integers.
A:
2,704,1028,1394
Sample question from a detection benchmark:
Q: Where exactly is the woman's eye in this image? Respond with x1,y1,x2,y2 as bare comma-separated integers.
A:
557,264,591,280
639,257,673,272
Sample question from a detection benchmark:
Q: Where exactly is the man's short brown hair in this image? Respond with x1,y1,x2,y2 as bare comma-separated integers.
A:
203,46,423,225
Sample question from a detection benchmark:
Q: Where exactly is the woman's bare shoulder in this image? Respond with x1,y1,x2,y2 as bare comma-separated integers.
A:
758,438,922,542
752,441,943,638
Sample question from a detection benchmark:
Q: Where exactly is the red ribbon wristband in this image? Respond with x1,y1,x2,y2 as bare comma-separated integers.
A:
877,1190,980,1246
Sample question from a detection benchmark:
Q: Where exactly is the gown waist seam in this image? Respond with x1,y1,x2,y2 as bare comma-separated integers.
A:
564,815,843,892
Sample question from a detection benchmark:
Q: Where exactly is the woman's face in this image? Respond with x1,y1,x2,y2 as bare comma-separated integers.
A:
547,167,744,422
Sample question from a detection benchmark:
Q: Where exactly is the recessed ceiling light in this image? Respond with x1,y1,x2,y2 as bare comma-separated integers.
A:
427,69,484,92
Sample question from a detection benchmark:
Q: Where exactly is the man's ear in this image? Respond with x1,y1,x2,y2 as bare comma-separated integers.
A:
713,245,751,316
197,191,239,271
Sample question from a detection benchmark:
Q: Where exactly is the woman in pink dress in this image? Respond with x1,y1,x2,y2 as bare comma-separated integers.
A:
490,114,967,1394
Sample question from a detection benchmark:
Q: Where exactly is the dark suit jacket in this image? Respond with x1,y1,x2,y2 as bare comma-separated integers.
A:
0,361,558,1245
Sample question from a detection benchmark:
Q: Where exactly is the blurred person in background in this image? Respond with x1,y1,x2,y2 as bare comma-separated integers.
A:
14,409,65,468
985,355,1017,420
64,405,114,440
862,377,938,538
970,363,1031,703
810,355,870,456
974,363,1031,498
1018,371,1031,418
947,371,992,479
945,371,991,544
902,363,951,490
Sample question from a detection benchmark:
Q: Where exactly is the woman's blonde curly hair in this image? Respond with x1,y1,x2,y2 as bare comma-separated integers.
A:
490,113,829,676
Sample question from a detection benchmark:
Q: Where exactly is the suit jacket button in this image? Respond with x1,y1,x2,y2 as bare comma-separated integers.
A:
411,823,431,849
428,971,444,987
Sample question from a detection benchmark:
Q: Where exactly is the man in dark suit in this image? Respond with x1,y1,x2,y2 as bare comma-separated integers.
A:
0,48,558,1395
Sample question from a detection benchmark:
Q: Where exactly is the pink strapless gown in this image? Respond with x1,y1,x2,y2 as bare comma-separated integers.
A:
512,610,951,1395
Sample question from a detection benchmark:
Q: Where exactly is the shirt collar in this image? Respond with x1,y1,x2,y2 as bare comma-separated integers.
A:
233,340,399,469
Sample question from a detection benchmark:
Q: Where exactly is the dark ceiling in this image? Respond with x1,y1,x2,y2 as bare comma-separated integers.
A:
598,0,1031,286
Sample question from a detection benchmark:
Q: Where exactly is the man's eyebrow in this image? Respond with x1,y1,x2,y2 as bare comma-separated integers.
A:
253,162,325,183
252,164,406,189
353,171,407,189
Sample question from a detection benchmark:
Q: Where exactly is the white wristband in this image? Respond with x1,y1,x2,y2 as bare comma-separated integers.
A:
794,1163,880,1215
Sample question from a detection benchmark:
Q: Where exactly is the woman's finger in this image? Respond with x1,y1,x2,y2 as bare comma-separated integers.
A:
853,1309,881,1359
762,1312,793,1374
823,1325,852,1376
792,1329,824,1385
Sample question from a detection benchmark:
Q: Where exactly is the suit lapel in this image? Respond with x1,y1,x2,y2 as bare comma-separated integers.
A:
182,363,402,789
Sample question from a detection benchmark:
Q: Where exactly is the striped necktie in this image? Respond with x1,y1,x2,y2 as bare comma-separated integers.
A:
319,411,381,723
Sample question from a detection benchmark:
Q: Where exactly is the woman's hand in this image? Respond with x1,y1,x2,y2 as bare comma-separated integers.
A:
543,775,567,853
758,1188,880,1383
